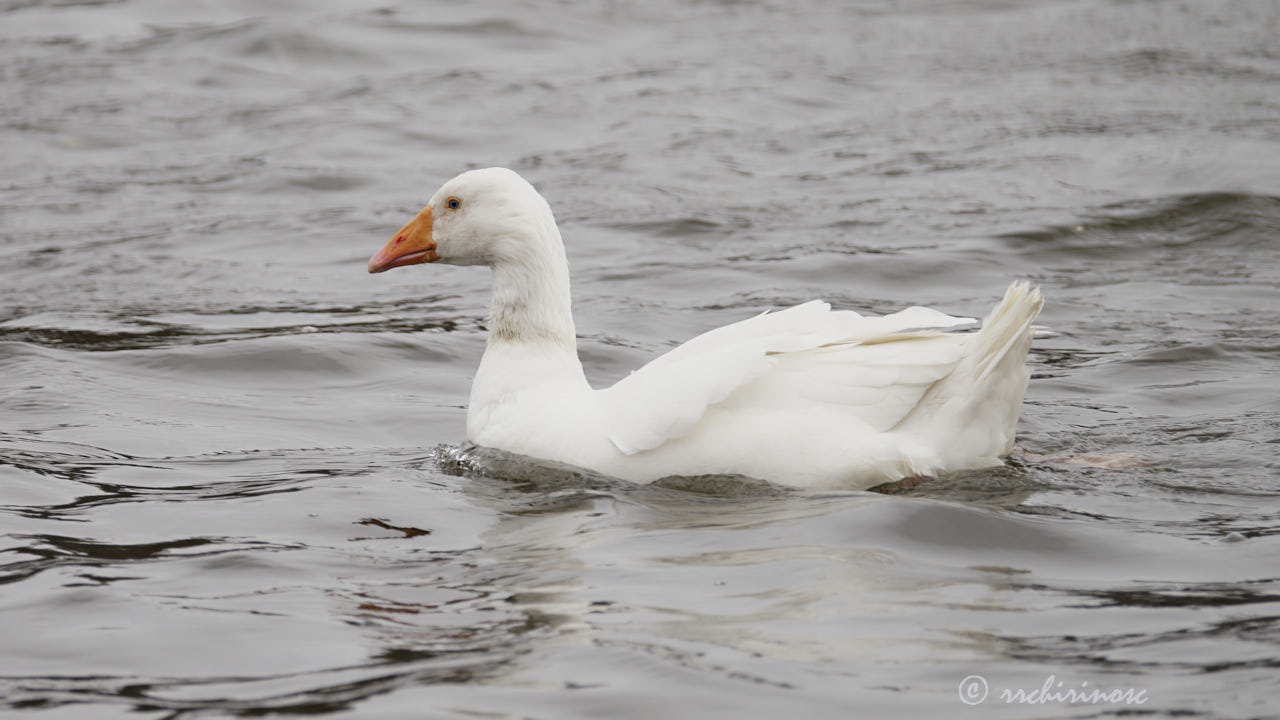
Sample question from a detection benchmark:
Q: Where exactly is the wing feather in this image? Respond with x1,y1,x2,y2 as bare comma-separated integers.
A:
601,302,975,455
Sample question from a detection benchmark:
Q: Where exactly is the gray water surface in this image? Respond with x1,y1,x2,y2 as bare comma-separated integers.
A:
2,0,1279,718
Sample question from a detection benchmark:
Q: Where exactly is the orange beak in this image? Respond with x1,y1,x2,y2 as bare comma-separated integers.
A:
368,206,439,273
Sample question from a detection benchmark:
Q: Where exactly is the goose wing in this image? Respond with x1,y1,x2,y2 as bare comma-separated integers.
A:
600,301,975,455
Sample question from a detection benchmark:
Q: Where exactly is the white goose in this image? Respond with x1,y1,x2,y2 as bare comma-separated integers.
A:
369,167,1043,490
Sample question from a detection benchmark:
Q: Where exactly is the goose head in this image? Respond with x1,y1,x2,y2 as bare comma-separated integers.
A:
368,167,560,273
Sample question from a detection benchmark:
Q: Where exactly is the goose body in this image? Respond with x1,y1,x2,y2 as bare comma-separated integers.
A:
369,167,1043,490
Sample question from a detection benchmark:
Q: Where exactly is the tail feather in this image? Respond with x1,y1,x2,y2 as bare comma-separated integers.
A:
973,281,1044,382
892,281,1044,472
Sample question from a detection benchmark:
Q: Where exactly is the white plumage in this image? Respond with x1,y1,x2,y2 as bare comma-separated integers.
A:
369,167,1043,489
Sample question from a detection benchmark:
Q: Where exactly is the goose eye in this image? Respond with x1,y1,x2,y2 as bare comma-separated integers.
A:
446,196,461,210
